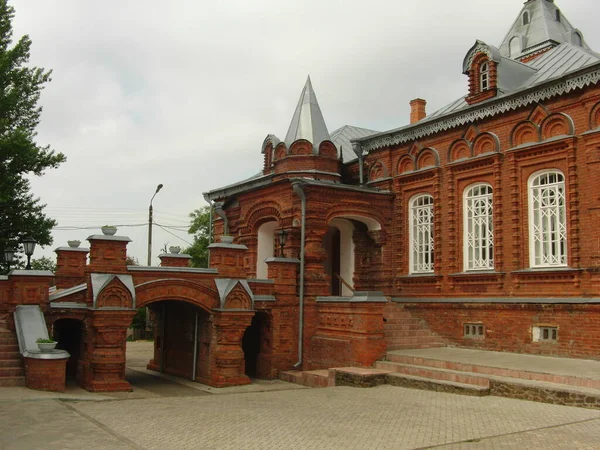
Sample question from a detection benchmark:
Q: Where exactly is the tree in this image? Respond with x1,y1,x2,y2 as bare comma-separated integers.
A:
184,206,211,268
0,1,65,274
30,255,56,272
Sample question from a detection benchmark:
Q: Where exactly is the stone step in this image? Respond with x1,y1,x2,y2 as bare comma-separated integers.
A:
386,372,490,396
375,361,490,387
0,359,22,368
279,370,303,385
386,353,600,390
0,343,20,352
385,329,439,338
0,351,21,360
0,336,17,345
388,343,447,350
0,367,24,377
0,376,26,387
386,337,446,348
279,370,331,388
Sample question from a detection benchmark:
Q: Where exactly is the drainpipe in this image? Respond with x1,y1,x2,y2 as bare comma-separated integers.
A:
192,312,198,381
291,181,306,368
352,142,364,185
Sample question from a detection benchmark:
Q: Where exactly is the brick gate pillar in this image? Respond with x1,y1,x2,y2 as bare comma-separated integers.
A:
208,237,247,278
80,234,136,392
211,310,254,387
263,257,300,376
55,245,88,289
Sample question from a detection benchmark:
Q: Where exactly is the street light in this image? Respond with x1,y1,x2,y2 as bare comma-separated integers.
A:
3,247,15,271
277,229,288,257
147,183,163,266
22,237,37,270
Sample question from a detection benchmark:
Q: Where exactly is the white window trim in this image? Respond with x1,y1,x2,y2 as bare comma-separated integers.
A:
528,170,568,268
463,183,494,271
409,193,434,274
480,62,489,91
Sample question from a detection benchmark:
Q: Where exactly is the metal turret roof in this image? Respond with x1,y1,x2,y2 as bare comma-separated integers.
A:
499,0,589,60
284,76,331,149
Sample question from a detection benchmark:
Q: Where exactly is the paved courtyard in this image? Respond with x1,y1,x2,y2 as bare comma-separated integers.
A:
1,342,600,449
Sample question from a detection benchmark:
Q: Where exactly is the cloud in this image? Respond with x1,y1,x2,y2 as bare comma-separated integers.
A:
10,0,600,262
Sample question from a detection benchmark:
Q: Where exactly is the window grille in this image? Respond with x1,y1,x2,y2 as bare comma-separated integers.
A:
410,194,434,273
464,323,485,339
529,171,567,267
464,184,494,271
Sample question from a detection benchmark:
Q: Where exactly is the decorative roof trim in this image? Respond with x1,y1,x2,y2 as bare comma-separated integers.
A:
360,66,600,153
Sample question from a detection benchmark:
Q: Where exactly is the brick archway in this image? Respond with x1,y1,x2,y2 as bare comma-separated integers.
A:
135,279,219,312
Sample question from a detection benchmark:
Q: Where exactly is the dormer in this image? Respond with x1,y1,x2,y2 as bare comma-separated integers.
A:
463,41,501,105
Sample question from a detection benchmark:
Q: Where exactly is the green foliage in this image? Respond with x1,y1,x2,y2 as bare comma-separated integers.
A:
36,338,55,343
130,307,147,330
184,206,212,268
30,255,56,272
0,1,65,274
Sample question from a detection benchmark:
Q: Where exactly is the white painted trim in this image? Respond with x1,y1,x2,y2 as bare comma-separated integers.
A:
527,169,568,268
463,183,494,271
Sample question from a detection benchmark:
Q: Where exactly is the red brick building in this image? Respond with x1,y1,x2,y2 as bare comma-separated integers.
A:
204,0,600,365
2,0,599,393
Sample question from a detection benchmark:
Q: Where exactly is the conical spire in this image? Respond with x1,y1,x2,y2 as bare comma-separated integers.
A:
499,0,589,60
284,76,331,149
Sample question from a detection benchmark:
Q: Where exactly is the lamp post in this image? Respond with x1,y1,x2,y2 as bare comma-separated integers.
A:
22,237,37,270
147,183,163,266
3,247,15,272
277,229,288,257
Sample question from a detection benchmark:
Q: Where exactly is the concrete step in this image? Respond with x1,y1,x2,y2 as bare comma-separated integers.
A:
279,370,303,385
0,376,26,387
375,361,490,387
386,352,600,390
386,372,490,396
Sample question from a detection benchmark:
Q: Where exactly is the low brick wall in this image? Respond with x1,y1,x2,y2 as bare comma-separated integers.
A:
23,356,69,392
403,302,600,359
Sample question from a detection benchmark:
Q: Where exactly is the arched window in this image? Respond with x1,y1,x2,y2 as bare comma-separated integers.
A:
523,11,530,25
509,37,521,58
464,184,494,271
573,32,583,47
256,221,277,278
409,194,434,273
480,61,489,91
555,10,561,22
528,171,567,268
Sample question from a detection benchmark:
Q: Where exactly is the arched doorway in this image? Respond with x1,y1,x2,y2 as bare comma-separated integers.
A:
53,318,84,381
147,300,212,382
256,221,277,278
242,312,268,378
323,218,355,296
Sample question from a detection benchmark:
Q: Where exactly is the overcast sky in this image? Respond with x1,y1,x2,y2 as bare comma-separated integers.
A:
11,0,600,265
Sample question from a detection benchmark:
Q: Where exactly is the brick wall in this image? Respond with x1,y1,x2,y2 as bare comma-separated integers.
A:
403,302,600,358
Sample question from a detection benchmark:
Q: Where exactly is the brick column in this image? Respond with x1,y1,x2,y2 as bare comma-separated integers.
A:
263,257,300,376
55,246,88,289
80,310,136,392
87,235,130,274
159,253,192,267
208,237,247,278
210,310,254,387
309,293,387,369
8,270,54,310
